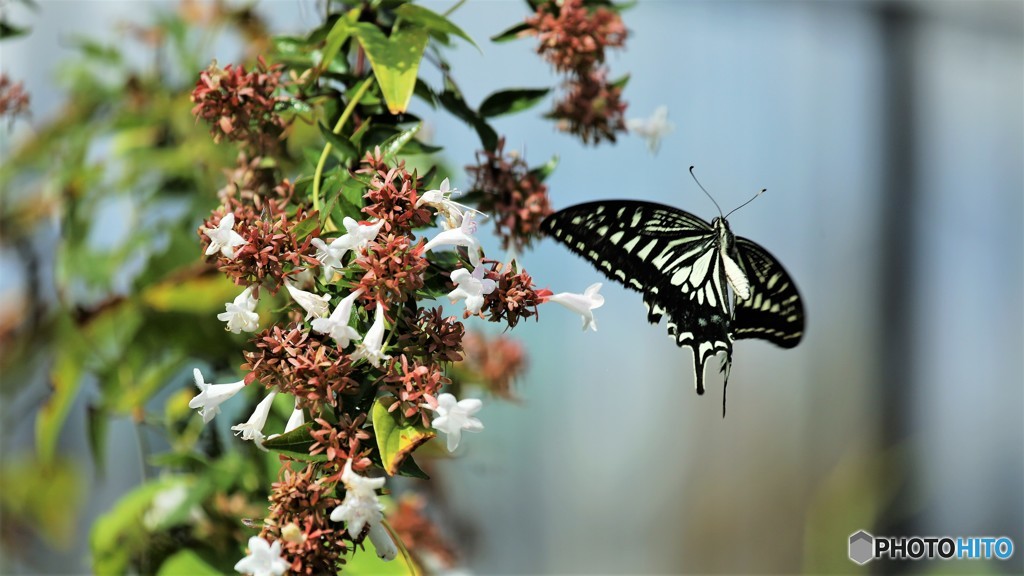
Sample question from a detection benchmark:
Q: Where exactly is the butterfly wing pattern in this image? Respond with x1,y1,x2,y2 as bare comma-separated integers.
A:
541,200,804,406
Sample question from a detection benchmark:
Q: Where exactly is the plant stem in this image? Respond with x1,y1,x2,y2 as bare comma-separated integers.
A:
381,519,419,576
312,76,375,217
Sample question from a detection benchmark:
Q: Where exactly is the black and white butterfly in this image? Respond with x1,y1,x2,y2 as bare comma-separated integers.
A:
540,176,804,413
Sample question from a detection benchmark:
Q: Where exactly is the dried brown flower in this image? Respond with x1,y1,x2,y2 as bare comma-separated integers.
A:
551,67,627,145
384,355,449,426
242,326,360,409
309,415,372,475
481,261,545,328
386,494,458,570
466,138,553,251
462,332,527,401
359,154,432,235
260,463,349,575
0,74,30,122
198,196,318,291
398,307,465,364
353,234,428,307
527,0,627,74
190,57,286,151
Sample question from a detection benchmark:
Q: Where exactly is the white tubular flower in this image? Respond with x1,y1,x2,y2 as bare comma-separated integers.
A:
310,289,364,349
284,398,305,433
217,286,260,334
234,535,289,576
188,368,246,424
311,236,348,280
329,460,386,538
422,212,483,267
429,393,484,452
343,217,386,250
448,265,496,315
203,212,248,259
417,178,476,230
626,105,675,154
351,302,391,368
367,521,398,561
231,389,278,451
285,282,331,320
546,282,605,332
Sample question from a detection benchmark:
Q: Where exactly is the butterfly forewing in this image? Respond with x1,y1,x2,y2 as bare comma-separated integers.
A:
732,238,805,347
542,201,733,394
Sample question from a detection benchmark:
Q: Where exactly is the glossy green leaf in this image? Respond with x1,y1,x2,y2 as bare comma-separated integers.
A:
490,21,532,43
263,423,327,461
353,23,429,114
372,398,435,476
379,122,422,160
479,88,551,118
318,121,358,162
292,211,321,241
319,9,359,74
393,3,479,51
610,73,631,90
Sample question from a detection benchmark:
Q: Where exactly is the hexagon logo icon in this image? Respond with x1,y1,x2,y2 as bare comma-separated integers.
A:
849,530,874,565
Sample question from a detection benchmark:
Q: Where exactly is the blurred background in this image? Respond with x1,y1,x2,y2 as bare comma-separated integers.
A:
1,0,1021,574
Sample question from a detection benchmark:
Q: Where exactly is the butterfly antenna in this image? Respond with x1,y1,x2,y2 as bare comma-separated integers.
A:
689,166,723,218
724,188,767,219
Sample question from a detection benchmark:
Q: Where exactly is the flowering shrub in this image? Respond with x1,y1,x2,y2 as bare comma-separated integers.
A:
2,1,648,574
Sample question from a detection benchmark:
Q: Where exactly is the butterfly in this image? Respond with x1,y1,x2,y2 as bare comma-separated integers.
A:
540,171,804,414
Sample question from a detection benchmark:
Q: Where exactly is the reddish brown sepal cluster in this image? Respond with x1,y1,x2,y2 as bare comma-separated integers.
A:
550,68,627,145
198,195,319,291
242,326,360,410
527,0,627,74
462,332,527,401
397,307,466,364
190,57,286,151
259,463,348,575
480,261,545,328
383,355,449,427
524,0,629,145
467,138,553,251
0,74,30,122
357,150,432,236
353,234,428,307
386,495,459,570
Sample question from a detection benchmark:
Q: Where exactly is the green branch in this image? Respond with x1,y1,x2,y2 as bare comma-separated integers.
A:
312,76,375,217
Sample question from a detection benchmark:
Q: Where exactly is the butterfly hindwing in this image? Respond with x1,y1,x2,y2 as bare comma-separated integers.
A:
732,237,805,347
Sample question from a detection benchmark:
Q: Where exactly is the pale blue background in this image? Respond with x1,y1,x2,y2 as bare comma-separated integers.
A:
1,0,1021,574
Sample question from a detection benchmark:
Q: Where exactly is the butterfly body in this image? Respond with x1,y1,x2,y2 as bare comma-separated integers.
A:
541,200,804,407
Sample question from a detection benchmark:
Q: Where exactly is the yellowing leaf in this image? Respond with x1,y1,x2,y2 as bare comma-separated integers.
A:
141,274,240,314
372,398,435,476
353,23,429,114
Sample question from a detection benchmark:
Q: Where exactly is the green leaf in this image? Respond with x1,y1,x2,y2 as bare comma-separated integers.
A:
36,315,90,464
91,477,180,574
479,88,551,118
292,211,321,241
393,3,479,51
530,154,559,182
141,275,240,315
379,122,422,160
318,121,358,162
156,550,221,576
319,9,359,74
397,454,430,480
0,20,29,40
490,21,532,43
371,398,435,476
353,23,429,115
262,423,327,461
610,73,631,90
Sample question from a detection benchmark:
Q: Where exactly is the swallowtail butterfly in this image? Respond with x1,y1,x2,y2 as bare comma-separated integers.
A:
540,172,804,414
